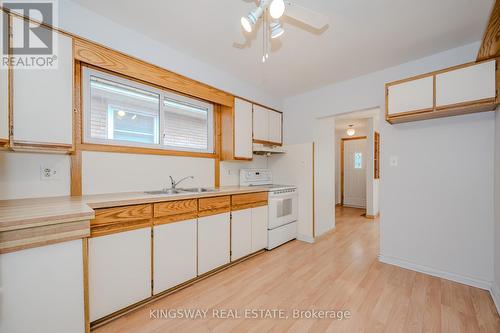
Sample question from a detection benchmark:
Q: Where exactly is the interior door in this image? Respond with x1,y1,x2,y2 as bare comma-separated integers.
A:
343,139,367,208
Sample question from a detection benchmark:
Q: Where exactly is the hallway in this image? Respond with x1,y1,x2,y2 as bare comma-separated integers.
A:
95,207,500,333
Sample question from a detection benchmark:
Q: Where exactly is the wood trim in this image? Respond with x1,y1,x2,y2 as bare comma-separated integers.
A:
214,104,222,186
90,204,153,237
198,196,230,217
10,140,73,153
253,139,283,146
374,132,380,180
220,103,235,161
82,238,90,333
71,151,82,196
0,219,90,254
0,138,8,147
387,101,497,124
77,143,216,159
231,192,268,211
434,97,497,111
312,142,315,238
73,38,233,107
340,136,367,206
477,0,500,61
153,200,198,225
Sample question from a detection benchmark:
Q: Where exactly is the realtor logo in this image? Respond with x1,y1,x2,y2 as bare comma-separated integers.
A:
1,0,59,69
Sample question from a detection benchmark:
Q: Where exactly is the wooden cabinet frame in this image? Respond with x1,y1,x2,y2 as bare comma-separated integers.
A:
385,59,499,124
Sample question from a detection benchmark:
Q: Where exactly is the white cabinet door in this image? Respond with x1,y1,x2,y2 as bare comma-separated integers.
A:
436,60,496,107
268,110,282,144
153,219,197,294
198,212,230,275
0,13,8,142
251,205,268,252
234,98,253,159
231,209,252,261
252,105,269,142
89,228,151,321
387,76,434,116
0,240,85,333
12,17,73,145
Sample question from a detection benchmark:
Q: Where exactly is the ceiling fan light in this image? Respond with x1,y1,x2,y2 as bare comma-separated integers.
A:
241,16,253,32
270,22,284,39
270,0,285,19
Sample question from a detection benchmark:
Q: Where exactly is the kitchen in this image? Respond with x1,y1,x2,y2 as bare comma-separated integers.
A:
1,1,500,333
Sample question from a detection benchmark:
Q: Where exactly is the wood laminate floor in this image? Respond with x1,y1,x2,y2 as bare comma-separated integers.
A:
94,207,500,333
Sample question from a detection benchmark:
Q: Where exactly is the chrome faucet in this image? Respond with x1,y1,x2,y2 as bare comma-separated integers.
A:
169,176,194,189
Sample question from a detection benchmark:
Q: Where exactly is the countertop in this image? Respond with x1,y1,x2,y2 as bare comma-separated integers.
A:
0,185,269,237
0,186,270,253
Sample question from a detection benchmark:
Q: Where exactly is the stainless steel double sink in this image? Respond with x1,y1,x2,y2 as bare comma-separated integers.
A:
144,187,215,195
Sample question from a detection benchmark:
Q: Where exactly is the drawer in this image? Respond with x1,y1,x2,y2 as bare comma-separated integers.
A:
198,196,230,217
154,199,198,225
232,192,268,211
91,204,153,237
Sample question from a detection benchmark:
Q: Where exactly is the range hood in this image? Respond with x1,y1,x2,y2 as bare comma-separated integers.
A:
253,143,286,155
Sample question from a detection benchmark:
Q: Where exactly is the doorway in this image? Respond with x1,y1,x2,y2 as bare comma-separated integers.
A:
341,136,367,208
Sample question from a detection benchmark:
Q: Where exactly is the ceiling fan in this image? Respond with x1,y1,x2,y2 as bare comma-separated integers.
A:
240,0,329,62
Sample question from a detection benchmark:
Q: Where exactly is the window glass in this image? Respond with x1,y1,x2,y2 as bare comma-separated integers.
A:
163,98,210,151
354,152,363,169
84,69,214,153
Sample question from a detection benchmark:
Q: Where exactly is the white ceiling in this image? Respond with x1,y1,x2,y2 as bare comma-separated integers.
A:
70,0,493,98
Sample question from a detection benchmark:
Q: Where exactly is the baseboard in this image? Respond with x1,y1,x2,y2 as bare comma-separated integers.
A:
297,234,315,243
491,282,500,315
365,213,380,219
378,254,492,290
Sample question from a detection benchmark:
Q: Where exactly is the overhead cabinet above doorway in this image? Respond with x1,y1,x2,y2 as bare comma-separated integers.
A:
386,59,498,124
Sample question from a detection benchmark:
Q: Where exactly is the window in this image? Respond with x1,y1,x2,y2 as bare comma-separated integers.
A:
84,68,214,153
354,153,363,169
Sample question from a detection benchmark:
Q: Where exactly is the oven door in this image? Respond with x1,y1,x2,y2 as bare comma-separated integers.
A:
268,192,298,230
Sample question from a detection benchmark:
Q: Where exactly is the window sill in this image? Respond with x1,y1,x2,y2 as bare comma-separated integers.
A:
78,142,217,159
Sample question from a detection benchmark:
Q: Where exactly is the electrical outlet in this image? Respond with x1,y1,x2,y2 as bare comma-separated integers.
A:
40,165,59,180
390,156,399,167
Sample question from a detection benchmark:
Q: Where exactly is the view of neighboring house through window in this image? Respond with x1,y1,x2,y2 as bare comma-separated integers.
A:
84,68,213,153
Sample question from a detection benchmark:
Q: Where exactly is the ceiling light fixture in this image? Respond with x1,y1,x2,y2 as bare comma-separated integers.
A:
269,0,285,19
117,110,126,117
270,21,285,39
346,125,355,136
241,5,265,32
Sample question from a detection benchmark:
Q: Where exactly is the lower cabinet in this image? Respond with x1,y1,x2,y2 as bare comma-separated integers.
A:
198,212,230,275
0,240,85,333
231,205,268,261
153,219,197,294
89,228,151,321
251,205,268,252
231,209,252,261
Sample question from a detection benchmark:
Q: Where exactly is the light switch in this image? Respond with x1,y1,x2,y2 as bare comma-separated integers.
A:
390,156,398,167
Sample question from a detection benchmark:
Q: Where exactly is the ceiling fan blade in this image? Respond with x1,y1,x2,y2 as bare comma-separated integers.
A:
284,1,329,30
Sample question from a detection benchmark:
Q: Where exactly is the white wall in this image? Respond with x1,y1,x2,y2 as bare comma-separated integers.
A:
493,109,500,311
0,151,71,200
283,41,495,288
219,156,268,187
82,152,214,195
58,0,281,110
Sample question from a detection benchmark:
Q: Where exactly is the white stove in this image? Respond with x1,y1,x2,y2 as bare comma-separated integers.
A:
240,169,298,249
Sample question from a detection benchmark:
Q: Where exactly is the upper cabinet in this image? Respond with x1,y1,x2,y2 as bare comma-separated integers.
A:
386,60,498,124
221,98,283,161
252,105,282,145
387,76,434,117
11,17,73,150
435,60,496,108
221,98,253,161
